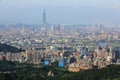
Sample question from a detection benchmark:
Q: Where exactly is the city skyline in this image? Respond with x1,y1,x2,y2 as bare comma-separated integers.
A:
0,0,120,24
0,1,120,79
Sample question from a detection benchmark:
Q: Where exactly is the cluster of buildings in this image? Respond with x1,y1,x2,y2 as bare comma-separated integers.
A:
0,52,21,62
67,46,115,72
0,23,120,72
0,10,120,72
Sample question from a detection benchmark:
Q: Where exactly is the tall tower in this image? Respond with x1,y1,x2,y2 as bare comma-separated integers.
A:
43,9,46,24
42,9,47,31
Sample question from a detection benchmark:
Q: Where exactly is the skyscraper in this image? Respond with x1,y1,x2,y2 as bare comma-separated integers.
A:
43,9,46,24
42,9,47,31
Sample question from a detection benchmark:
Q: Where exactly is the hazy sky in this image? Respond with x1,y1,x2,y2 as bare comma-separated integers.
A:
0,0,120,24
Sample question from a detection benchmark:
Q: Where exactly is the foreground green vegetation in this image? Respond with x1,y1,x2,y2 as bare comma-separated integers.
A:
0,61,120,80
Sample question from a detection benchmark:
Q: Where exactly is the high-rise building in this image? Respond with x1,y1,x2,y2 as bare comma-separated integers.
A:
42,9,47,31
43,9,46,24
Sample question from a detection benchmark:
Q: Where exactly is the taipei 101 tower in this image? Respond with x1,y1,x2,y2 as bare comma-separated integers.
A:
43,10,46,24
42,10,47,31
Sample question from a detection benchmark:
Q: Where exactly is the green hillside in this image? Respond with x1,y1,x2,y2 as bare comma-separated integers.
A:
0,43,24,53
0,61,120,80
